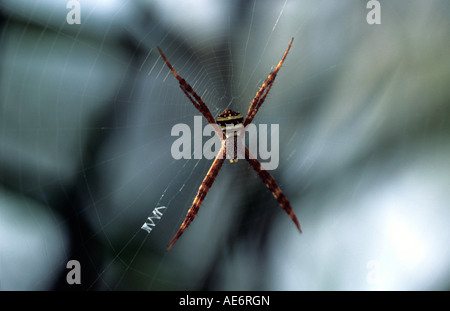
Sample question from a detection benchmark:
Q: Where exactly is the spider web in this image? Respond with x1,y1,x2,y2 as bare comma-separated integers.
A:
1,0,450,291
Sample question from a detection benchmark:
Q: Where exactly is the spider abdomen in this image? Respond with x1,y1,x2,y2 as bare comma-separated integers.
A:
216,109,244,137
217,109,244,163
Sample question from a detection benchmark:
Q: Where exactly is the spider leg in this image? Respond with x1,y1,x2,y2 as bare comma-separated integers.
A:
167,143,226,251
157,47,224,140
245,147,302,233
243,38,293,127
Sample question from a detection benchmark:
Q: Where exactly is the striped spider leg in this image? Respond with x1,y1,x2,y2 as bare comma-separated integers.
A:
158,38,301,251
157,47,223,140
245,146,302,232
243,38,294,127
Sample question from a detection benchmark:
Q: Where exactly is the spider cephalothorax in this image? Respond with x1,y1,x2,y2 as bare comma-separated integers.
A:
158,38,301,251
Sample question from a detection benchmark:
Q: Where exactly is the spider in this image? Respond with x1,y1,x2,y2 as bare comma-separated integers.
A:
158,38,301,251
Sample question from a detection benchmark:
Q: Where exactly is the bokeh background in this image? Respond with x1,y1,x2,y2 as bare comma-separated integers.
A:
0,0,449,290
